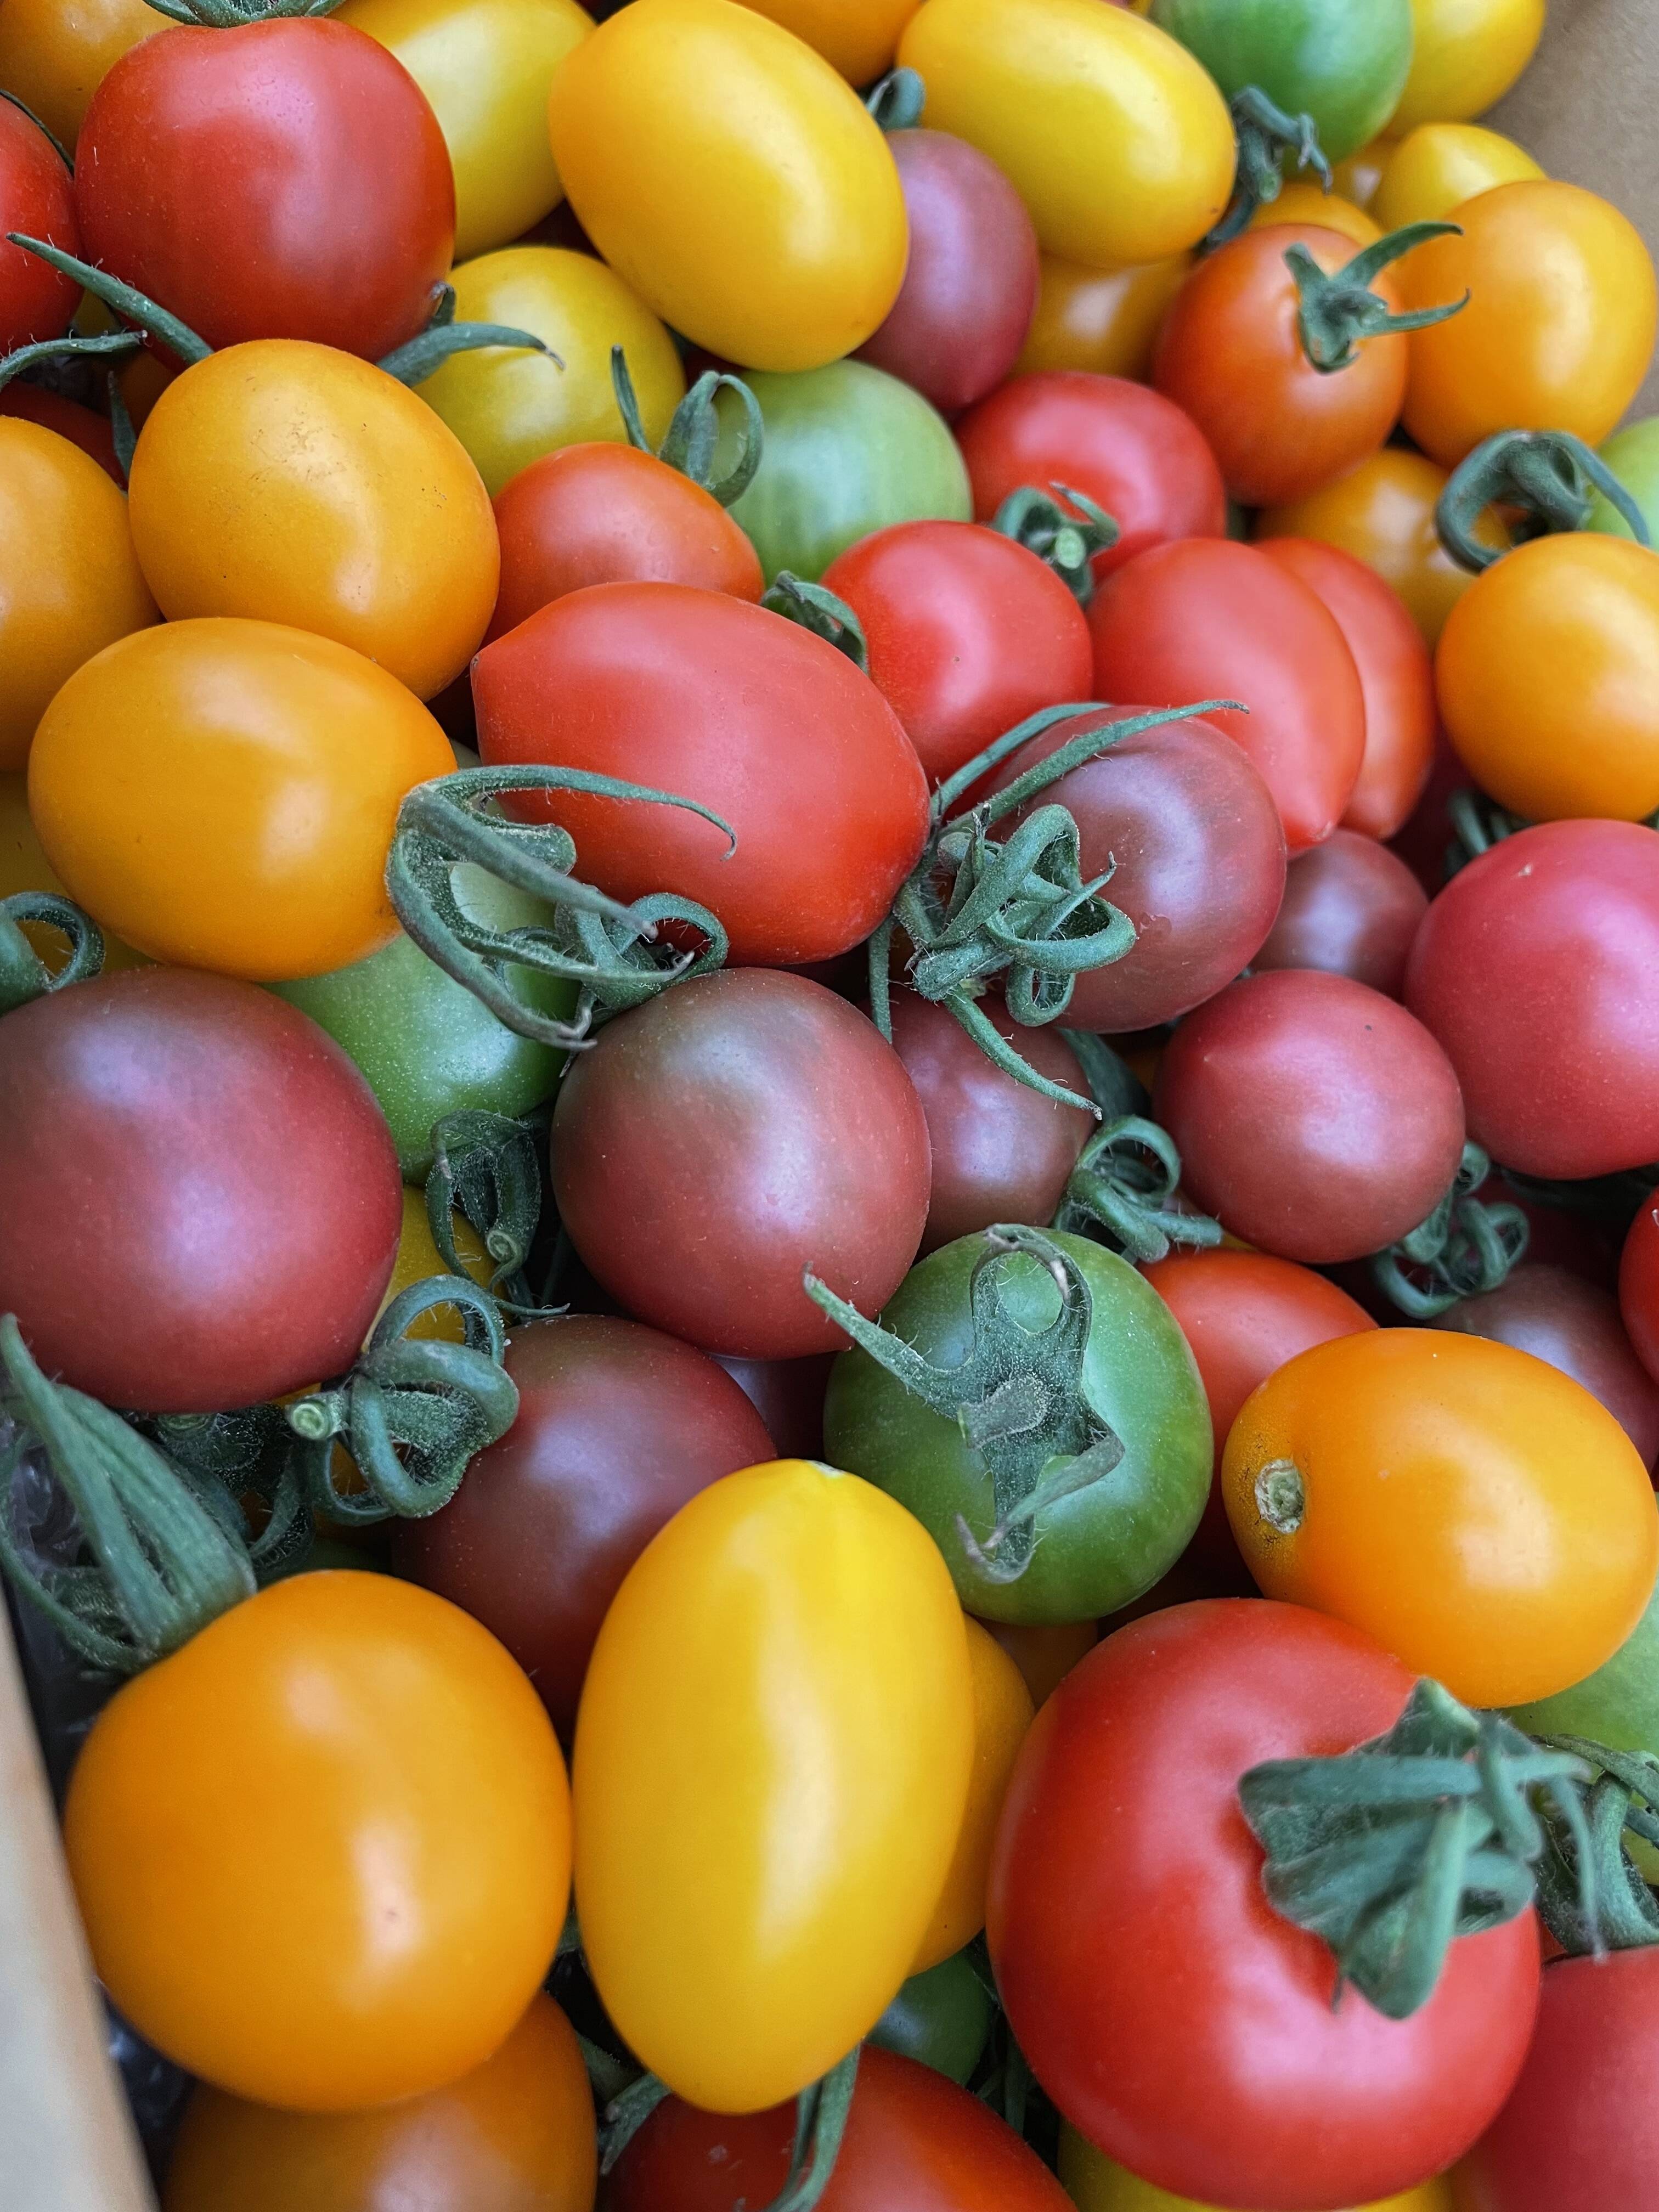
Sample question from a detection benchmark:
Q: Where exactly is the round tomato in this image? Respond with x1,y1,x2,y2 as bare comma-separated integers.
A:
0,418,157,772
1250,183,1381,249
990,1600,1539,2210
574,1462,973,2111
728,0,921,83
0,968,402,1413
0,95,78,352
1062,2131,1455,2212
1390,0,1546,134
1252,830,1430,998
392,1314,774,1734
29,618,454,980
127,341,499,701
1404,820,1659,1178
0,771,145,972
472,583,929,967
0,0,157,148
1151,0,1412,162
1015,253,1192,381
1401,182,1658,466
75,20,454,358
1373,123,1543,231
549,0,906,372
1088,539,1366,851
899,0,1233,266
914,1616,1034,1971
820,521,1093,788
871,1951,995,2086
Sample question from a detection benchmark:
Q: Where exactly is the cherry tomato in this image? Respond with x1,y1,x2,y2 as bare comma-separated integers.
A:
714,1353,835,1459
1401,183,1658,466
375,1188,491,1347
30,618,454,979
1373,123,1542,231
914,1616,1034,1970
1404,821,1659,1179
0,418,157,772
1225,1330,1658,1706
1150,0,1413,163
1588,415,1659,544
727,0,921,83
1620,1191,1659,1392
871,1950,995,2085
956,372,1226,584
1155,970,1465,1264
820,521,1093,788
1390,0,1546,134
161,1990,595,2212
1014,253,1192,381
1060,2131,1454,2212
899,0,1234,267
983,1617,1098,1708
337,0,592,262
0,772,145,973
76,21,454,358
1088,539,1366,851
990,1600,1540,2209
1249,183,1381,250
473,583,929,967
0,382,120,481
574,1462,973,2111
0,0,158,148
0,96,78,352
549,0,906,373
392,1314,774,1734
1252,831,1430,998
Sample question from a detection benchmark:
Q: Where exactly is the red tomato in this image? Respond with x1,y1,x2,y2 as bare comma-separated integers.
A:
1619,1194,1659,1389
0,96,78,353
1257,536,1437,840
1405,820,1659,1178
488,444,764,640
1252,830,1431,999
75,22,453,358
989,1601,1541,2211
953,371,1226,583
820,521,1092,787
1088,539,1367,851
0,383,121,482
472,583,929,967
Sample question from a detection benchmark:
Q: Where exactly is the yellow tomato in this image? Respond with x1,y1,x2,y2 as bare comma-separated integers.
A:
0,0,159,148
1256,447,1507,647
338,0,592,261
912,1617,1034,1972
1402,180,1658,468
1017,253,1190,380
415,245,682,498
0,419,156,772
0,772,145,973
549,0,907,373
899,0,1234,268
377,1190,493,1345
128,343,498,701
574,1459,974,2112
1222,1330,1659,1708
1389,0,1546,134
29,619,454,980
731,0,920,82
1333,140,1389,210
1374,122,1542,230
1058,2128,1455,2212
1250,184,1380,249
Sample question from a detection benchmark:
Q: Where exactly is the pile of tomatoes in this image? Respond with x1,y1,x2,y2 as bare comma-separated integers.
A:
4,0,1659,2208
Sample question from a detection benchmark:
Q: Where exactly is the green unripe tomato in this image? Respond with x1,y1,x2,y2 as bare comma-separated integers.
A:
1589,418,1659,546
869,1949,995,2085
1151,0,1414,164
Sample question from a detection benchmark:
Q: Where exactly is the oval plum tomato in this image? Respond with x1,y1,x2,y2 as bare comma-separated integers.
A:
1373,123,1543,232
1061,2131,1455,2211
714,1353,834,1459
0,969,401,1413
730,0,920,83
872,1951,995,2085
0,419,156,772
724,362,972,584
899,0,1233,266
1404,820,1659,1178
1257,537,1437,840
1436,1265,1659,1471
472,583,929,967
819,521,1093,788
29,618,454,980
1252,831,1430,998
489,444,763,638
161,1990,596,2212
0,97,77,352
0,383,121,481
989,708,1286,1030
415,244,685,498
0,0,159,149
391,1314,774,1735
1250,183,1381,249
1155,970,1465,1265
575,1462,973,2111
1391,0,1546,134
914,1618,1034,1971
1435,536,1659,823
551,972,930,1359
1015,253,1192,382
955,371,1226,584
1088,540,1366,852
127,342,498,701
1224,1331,1659,1706
67,1573,569,2109
610,2045,1072,2212
855,127,1039,414
75,21,454,358
887,994,1090,1254
990,1600,1540,2210
1150,0,1412,163
1401,183,1658,466
1621,1194,1659,1389
336,0,592,262
549,0,906,373
1152,225,1414,510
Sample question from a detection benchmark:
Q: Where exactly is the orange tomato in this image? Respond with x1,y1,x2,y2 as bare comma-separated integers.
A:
912,1617,1034,1971
0,771,146,973
1014,252,1192,380
731,0,921,82
0,0,160,148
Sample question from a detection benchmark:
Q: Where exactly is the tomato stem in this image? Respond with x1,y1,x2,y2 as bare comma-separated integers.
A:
1053,1115,1222,1263
1437,428,1652,573
759,573,868,669
611,344,763,507
0,893,104,1014
1370,1142,1530,1319
1204,86,1331,251
138,0,352,27
990,482,1119,606
8,233,210,364
865,66,925,132
425,1108,565,1320
0,86,72,171
377,281,559,386
1528,1736,1659,1955
1289,221,1468,374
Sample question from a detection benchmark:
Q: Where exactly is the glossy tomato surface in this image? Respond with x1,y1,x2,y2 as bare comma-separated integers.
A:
0,0,159,148
0,95,79,353
915,1618,1034,1970
1015,251,1192,382
1252,830,1430,999
1620,1192,1659,1387
1150,0,1412,163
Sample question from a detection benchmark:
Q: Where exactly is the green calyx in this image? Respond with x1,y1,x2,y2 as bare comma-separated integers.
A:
425,1107,565,1321
8,233,210,364
806,1225,1125,1588
1240,1678,1596,2019
611,344,763,507
760,573,869,671
865,66,926,132
990,483,1120,606
1288,221,1468,374
598,2051,859,2211
1437,428,1652,574
0,328,143,403
384,765,733,1051
1371,1142,1529,1319
1530,1736,1659,1956
0,893,104,1014
1444,788,1531,878
140,0,343,25
377,282,557,387
1053,1116,1222,1265
1204,86,1331,251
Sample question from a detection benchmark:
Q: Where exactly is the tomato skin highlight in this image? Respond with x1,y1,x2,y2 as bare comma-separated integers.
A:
913,1617,1034,1970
